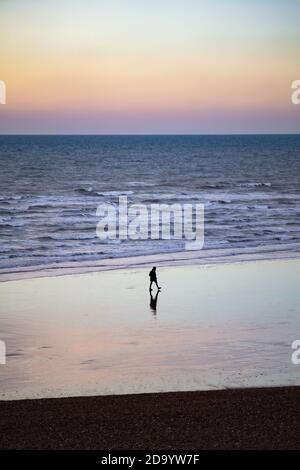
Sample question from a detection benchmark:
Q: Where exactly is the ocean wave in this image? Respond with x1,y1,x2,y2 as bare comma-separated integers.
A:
238,182,272,188
97,190,134,197
75,187,98,196
127,181,156,187
76,188,134,197
0,195,23,201
37,233,96,241
0,209,15,216
0,220,26,228
197,183,228,190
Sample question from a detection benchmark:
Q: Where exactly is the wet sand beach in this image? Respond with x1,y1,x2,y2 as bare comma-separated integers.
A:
0,258,300,400
1,259,300,450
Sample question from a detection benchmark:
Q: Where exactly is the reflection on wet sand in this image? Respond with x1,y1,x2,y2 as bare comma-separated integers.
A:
149,290,160,316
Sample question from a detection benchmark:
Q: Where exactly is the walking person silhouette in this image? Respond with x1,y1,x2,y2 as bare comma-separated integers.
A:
149,266,161,291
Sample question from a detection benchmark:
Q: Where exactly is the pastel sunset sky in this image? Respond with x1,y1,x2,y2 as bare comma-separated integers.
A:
0,0,299,134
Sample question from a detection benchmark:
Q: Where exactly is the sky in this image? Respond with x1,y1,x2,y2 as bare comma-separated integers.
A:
0,0,299,134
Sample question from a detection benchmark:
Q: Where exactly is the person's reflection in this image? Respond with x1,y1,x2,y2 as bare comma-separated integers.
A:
149,289,160,316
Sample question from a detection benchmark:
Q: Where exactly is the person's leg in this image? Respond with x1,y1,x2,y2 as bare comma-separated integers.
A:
149,280,153,291
155,280,161,290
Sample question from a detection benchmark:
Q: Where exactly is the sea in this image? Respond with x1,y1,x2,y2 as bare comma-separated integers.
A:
0,134,300,276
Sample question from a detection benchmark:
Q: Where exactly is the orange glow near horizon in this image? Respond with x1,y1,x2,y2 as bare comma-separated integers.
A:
0,0,299,133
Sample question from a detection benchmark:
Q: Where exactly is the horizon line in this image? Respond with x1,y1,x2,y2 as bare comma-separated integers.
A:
0,132,300,137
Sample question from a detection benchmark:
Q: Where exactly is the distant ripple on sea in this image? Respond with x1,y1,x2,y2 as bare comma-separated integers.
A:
0,134,300,274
